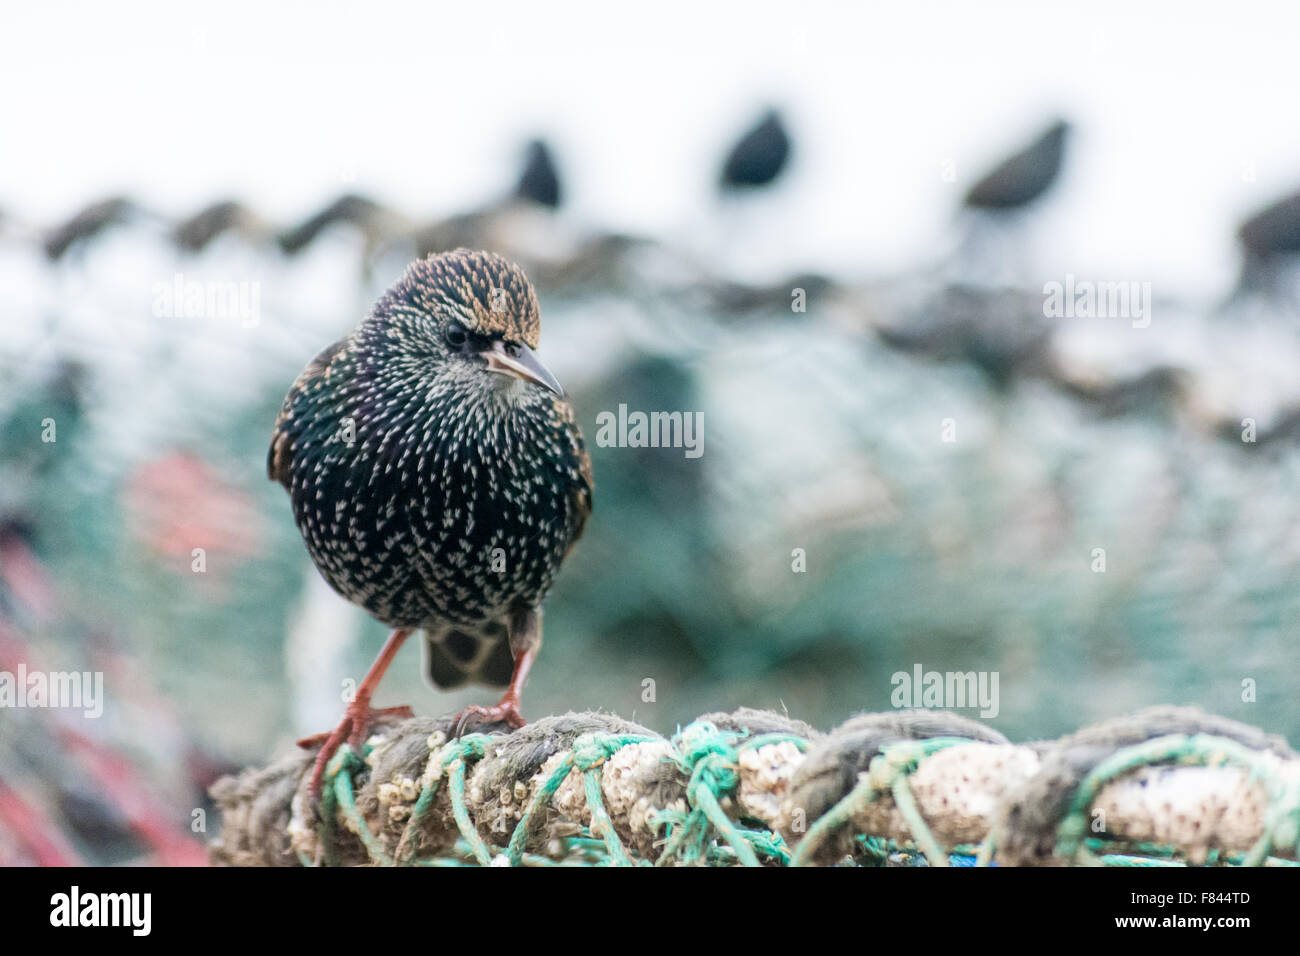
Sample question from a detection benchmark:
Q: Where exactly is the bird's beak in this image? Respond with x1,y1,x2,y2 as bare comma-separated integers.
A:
482,341,564,397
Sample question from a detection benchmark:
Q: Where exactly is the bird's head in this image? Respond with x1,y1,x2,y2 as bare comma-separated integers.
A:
363,249,564,403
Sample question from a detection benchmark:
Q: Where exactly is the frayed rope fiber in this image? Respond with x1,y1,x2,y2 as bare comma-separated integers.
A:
208,706,1300,867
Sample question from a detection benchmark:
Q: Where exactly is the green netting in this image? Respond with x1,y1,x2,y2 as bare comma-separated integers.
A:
295,719,1300,867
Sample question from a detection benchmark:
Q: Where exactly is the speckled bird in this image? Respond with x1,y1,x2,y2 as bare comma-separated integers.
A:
269,249,592,798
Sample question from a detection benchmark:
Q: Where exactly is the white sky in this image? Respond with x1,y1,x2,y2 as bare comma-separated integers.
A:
7,1,1300,297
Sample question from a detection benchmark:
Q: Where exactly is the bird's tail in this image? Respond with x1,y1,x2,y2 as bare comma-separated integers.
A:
423,623,514,690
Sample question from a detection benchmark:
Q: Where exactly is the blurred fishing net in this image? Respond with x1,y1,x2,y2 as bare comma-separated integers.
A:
209,705,1300,867
7,189,1300,748
7,185,1300,865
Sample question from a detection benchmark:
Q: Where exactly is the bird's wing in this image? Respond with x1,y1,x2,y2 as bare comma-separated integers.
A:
267,338,348,489
554,397,593,553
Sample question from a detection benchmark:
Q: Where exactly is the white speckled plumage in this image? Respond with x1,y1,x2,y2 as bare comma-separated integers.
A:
270,250,591,688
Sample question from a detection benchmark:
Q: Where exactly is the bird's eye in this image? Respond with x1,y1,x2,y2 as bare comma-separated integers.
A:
504,342,521,358
445,324,468,349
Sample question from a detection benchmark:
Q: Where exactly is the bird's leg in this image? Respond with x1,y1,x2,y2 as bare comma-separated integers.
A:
453,607,540,737
298,627,415,802
451,648,534,736
294,705,415,750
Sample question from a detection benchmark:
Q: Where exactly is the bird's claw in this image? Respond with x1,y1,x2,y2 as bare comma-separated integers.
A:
451,700,527,739
297,701,414,807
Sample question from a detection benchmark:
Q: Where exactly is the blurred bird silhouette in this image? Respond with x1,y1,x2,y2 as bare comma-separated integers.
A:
515,139,562,209
1229,188,1300,307
719,109,792,192
946,118,1072,284
964,118,1071,213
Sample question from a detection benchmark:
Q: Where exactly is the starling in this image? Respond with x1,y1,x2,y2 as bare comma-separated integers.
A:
1239,188,1300,259
269,249,592,798
719,108,792,192
514,139,562,209
964,119,1071,212
1232,188,1300,298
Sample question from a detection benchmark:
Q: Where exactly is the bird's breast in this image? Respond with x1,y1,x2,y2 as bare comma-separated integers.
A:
290,397,578,628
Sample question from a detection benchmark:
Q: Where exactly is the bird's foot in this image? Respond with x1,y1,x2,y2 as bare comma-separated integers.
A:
451,697,527,739
298,701,414,804
296,705,414,749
